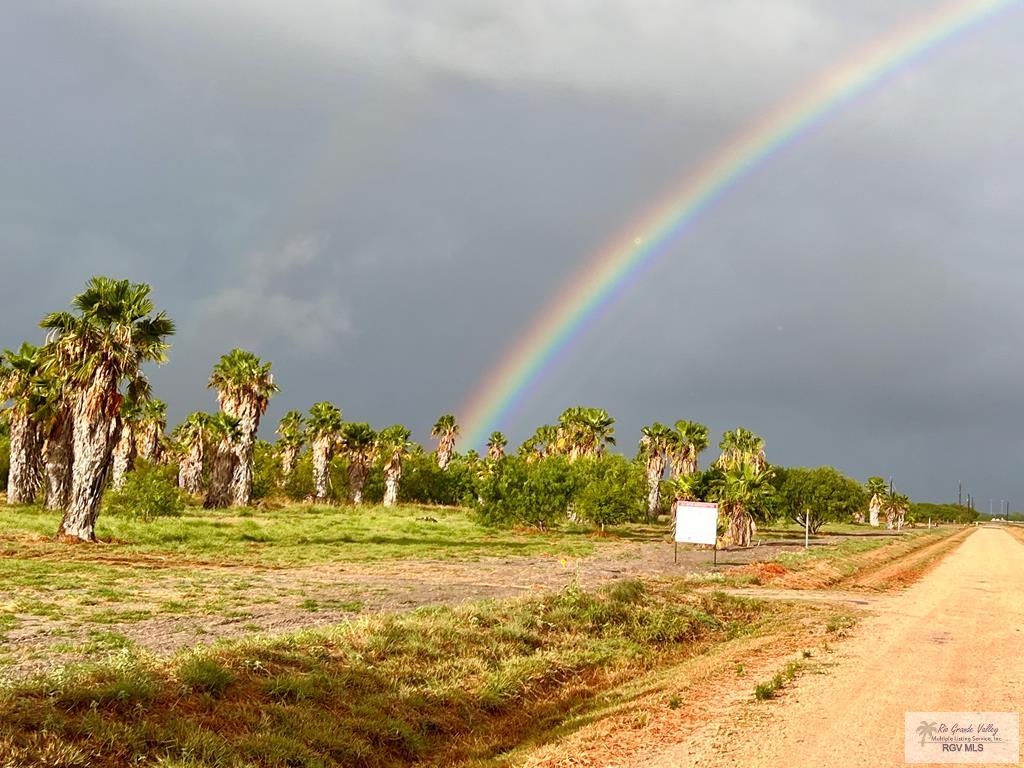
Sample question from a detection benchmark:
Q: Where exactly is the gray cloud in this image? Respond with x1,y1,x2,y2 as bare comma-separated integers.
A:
2,1,1023,505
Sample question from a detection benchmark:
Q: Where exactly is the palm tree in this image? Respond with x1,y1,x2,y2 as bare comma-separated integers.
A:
670,420,709,478
556,407,616,460
110,398,142,489
205,412,242,507
486,431,507,460
173,412,211,495
377,425,412,507
717,427,766,471
0,343,44,505
916,721,938,748
206,349,278,508
638,422,673,519
340,422,376,504
519,424,558,462
30,369,73,511
431,414,459,470
884,490,910,530
41,277,174,541
306,402,343,503
135,398,166,464
710,462,775,548
275,410,305,480
866,477,887,528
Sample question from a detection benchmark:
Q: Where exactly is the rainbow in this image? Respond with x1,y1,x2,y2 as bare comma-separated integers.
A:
459,0,1019,448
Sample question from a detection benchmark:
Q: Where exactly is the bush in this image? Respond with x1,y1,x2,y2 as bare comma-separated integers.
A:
251,440,278,501
105,461,186,521
477,456,576,530
570,455,646,530
399,453,478,507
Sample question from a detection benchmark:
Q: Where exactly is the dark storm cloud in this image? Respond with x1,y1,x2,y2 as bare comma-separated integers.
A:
2,1,1023,505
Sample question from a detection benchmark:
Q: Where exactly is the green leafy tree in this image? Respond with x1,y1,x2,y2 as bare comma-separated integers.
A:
774,466,868,533
571,455,646,531
477,455,576,530
41,277,174,541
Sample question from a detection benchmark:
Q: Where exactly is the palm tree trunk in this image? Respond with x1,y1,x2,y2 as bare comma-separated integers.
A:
383,459,401,507
227,400,260,507
43,419,73,511
205,440,235,508
280,446,298,480
6,412,42,505
348,460,367,504
437,445,452,471
58,373,120,542
728,503,751,548
111,427,135,489
179,443,204,495
312,436,332,502
137,424,161,463
869,497,881,527
645,454,666,519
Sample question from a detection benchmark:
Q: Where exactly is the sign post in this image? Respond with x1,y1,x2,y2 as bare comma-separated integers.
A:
674,501,720,567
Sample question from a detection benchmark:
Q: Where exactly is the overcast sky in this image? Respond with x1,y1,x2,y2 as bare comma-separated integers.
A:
3,1,1023,506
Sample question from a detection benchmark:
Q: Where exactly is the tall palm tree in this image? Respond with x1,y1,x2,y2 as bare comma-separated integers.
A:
110,398,142,489
519,424,558,463
377,425,412,507
866,477,887,528
340,422,376,504
884,490,910,530
0,343,44,505
556,407,616,460
206,349,278,508
670,420,709,478
431,414,459,470
135,398,166,464
30,369,73,511
486,431,508,460
205,412,241,507
275,410,305,480
710,462,775,548
638,422,673,519
306,402,343,503
717,427,766,472
173,412,211,495
41,277,174,541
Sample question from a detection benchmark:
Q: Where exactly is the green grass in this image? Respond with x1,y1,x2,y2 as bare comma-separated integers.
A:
0,503,626,566
0,580,770,768
754,659,803,701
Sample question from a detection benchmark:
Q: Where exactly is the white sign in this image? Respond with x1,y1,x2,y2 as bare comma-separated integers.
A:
674,501,718,545
905,712,1019,764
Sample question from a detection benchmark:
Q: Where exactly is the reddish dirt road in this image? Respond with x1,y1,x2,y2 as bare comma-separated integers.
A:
639,526,1024,767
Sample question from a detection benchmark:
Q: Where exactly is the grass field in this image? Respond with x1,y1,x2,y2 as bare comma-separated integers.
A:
0,502,964,766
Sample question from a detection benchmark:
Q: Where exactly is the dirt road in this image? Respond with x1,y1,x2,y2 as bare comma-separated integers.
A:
643,526,1024,767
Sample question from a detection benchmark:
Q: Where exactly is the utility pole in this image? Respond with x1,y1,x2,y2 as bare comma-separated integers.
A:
958,480,962,507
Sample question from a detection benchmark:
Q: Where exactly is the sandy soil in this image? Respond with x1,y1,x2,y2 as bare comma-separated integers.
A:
626,526,1024,767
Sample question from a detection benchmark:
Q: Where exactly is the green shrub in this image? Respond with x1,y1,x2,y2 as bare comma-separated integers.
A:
477,456,577,530
251,440,278,501
398,453,477,506
570,455,646,530
104,461,186,521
